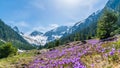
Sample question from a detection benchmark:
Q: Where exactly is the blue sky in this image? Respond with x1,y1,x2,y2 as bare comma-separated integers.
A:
0,0,108,33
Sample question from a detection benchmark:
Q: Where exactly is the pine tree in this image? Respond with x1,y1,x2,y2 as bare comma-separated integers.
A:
97,11,118,39
74,33,80,41
55,39,60,46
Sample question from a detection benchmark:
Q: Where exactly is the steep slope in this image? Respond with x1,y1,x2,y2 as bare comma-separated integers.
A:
61,10,102,43
60,0,120,44
13,26,24,35
66,10,101,35
13,26,20,33
105,0,120,24
105,0,120,11
0,20,35,50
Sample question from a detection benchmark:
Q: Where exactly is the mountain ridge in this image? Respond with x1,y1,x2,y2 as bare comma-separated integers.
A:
0,20,34,50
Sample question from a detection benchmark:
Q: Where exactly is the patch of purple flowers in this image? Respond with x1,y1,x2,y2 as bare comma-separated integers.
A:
29,39,119,68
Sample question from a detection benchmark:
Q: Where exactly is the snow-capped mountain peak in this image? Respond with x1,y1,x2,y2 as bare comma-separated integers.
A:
30,31,43,36
13,26,69,46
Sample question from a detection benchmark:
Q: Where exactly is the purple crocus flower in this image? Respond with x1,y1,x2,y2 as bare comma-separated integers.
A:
109,51,114,56
110,48,116,55
91,64,94,68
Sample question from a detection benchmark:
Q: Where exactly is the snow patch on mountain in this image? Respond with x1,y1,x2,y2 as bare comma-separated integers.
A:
22,34,47,46
13,26,69,46
52,35,62,39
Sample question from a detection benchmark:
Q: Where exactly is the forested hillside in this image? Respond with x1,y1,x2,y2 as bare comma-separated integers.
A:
43,0,120,49
0,20,35,50
59,0,120,45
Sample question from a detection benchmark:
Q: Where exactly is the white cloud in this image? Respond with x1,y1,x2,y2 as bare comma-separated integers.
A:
4,0,108,34
49,24,59,28
53,0,97,10
32,24,59,33
5,20,30,33
63,22,76,26
17,21,29,27
10,21,29,28
51,0,107,24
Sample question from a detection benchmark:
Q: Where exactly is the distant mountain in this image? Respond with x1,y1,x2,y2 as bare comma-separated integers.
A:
30,31,43,36
22,34,47,46
0,20,35,50
14,26,69,46
13,27,47,46
44,26,69,41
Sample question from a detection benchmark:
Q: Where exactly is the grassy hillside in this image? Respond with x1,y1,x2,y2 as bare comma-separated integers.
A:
0,50,37,68
28,36,120,68
1,36,120,68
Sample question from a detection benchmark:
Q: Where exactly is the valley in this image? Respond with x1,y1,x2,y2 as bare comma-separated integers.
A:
0,0,120,68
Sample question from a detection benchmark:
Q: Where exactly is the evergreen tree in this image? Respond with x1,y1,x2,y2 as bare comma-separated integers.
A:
97,11,118,39
74,33,80,41
55,39,60,46
0,42,17,58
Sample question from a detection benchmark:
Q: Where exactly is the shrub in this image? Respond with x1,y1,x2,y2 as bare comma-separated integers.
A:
108,54,119,62
113,41,120,49
0,42,17,58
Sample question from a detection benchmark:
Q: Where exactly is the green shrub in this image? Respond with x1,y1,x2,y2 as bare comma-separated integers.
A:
0,42,17,58
108,54,119,62
113,41,120,49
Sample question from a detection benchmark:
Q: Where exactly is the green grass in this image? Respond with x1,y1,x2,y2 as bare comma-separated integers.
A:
0,50,37,68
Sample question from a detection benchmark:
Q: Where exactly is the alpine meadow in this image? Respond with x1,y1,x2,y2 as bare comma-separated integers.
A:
0,0,120,68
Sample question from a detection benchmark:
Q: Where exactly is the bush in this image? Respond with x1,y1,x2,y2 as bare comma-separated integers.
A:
113,41,120,49
109,54,119,62
0,42,17,58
